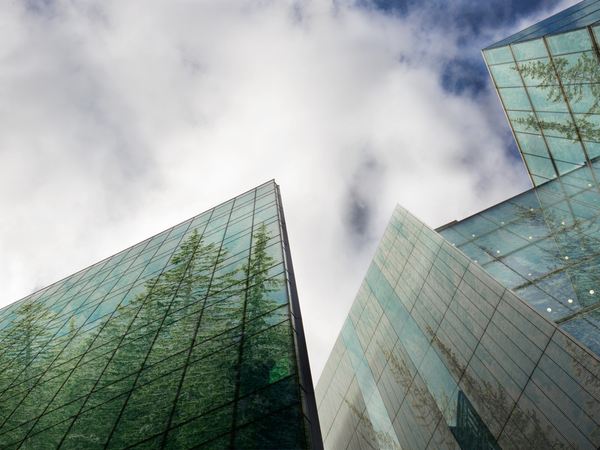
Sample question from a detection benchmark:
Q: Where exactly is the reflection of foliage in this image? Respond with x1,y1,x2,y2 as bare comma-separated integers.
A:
518,54,600,111
342,397,401,450
378,343,457,450
423,324,575,450
0,223,300,449
512,54,600,142
469,201,600,308
564,338,600,440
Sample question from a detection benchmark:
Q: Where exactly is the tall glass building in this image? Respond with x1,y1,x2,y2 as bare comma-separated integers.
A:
0,180,322,450
317,1,600,449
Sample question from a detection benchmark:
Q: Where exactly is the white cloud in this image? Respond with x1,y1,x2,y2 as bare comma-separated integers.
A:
0,0,575,380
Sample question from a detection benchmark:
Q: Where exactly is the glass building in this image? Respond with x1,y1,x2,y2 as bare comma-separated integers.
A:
317,2,600,449
0,180,322,450
484,0,600,186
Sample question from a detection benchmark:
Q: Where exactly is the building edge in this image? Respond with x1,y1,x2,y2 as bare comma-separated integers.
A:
275,183,324,450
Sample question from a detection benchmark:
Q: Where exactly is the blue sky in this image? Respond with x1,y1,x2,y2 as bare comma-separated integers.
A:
0,0,578,378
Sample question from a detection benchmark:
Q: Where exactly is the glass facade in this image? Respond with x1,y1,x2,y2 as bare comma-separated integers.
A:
317,3,600,449
316,206,600,450
437,162,600,358
0,180,322,450
484,0,600,186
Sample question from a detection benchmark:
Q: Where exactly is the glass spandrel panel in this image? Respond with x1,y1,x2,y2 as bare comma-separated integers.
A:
528,86,569,112
452,215,498,239
546,136,587,163
551,9,600,35
517,57,556,87
479,191,541,225
509,112,540,134
548,29,593,55
571,188,600,209
556,160,583,176
560,310,600,355
514,284,570,319
489,0,597,48
567,264,600,308
456,243,494,264
187,211,212,232
504,217,550,242
501,242,562,279
234,189,256,207
256,181,276,197
516,132,549,157
536,112,575,139
479,260,528,288
554,51,596,80
523,153,557,179
490,63,523,87
537,190,564,208
564,165,596,186
535,271,580,312
498,87,533,111
240,321,295,397
529,7,599,41
568,200,599,220
484,47,514,65
438,227,468,246
512,39,548,61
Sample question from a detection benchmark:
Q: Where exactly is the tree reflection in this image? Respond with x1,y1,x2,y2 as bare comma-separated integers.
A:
511,54,600,143
374,324,576,450
341,397,401,450
564,337,600,441
468,201,600,311
0,222,303,449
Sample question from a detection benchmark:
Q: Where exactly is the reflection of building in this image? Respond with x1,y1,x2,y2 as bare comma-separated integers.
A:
317,2,600,449
0,181,322,449
452,391,499,450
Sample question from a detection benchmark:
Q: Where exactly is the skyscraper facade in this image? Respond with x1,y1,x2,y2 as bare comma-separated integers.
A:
0,180,322,450
317,1,600,449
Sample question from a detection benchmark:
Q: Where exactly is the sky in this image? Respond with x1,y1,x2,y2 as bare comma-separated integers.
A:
0,0,580,381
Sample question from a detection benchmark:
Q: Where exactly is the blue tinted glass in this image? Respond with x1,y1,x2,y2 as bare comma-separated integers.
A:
565,9,600,34
516,133,550,157
486,0,598,48
546,137,586,163
509,112,540,133
490,63,523,87
512,39,548,61
528,86,568,112
537,112,575,138
499,87,533,110
561,311,600,355
548,29,592,56
484,46,514,65
523,154,557,179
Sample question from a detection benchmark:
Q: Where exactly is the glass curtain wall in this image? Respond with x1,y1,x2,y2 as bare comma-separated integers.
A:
0,180,320,450
484,2,600,186
317,205,600,450
438,163,600,358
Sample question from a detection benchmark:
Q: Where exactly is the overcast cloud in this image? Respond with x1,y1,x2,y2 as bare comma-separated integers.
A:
0,0,578,379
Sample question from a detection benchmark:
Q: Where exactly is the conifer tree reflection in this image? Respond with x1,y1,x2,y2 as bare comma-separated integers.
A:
471,202,600,311
0,300,58,447
0,221,304,449
342,397,401,450
511,53,600,143
373,327,577,450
